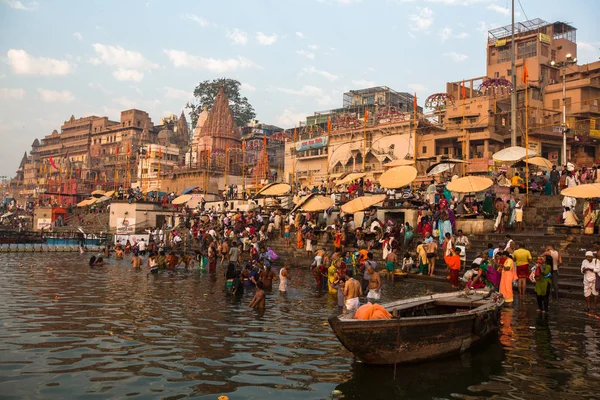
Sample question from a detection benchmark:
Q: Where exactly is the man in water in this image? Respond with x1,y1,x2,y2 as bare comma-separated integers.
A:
362,252,377,293
343,269,362,311
279,263,291,292
366,264,382,301
260,264,277,290
581,251,599,312
426,239,438,276
249,281,266,310
131,252,141,269
385,250,398,282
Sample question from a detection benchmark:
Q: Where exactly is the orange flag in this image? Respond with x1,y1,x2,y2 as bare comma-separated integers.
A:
413,93,417,112
127,144,131,156
522,62,529,84
293,127,297,142
115,145,119,155
327,115,332,134
263,134,267,148
364,108,369,123
147,145,151,159
461,81,467,100
158,147,163,159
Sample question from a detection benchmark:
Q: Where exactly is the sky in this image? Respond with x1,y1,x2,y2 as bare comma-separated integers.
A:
0,0,599,178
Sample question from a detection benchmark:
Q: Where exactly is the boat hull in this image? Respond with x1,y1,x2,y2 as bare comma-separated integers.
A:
328,294,502,365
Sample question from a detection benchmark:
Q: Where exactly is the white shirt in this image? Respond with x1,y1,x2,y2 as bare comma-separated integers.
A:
504,239,514,251
138,241,146,251
581,259,599,281
472,257,483,266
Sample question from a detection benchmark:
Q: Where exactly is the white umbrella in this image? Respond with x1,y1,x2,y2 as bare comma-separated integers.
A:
427,163,454,176
493,146,537,162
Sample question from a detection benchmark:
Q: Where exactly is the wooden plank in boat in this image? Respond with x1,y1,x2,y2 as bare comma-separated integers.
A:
387,298,436,311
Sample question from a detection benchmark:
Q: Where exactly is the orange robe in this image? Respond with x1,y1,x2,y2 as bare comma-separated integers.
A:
500,258,517,303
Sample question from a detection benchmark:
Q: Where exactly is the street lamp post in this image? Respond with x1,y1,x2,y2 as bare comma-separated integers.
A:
551,53,577,165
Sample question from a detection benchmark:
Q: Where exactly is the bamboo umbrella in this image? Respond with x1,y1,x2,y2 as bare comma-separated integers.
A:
301,195,334,212
336,172,366,186
560,183,600,199
91,189,105,197
513,156,553,169
378,166,418,189
341,194,387,214
492,146,537,162
383,159,415,168
172,194,193,205
254,182,291,197
446,176,493,193
104,190,115,197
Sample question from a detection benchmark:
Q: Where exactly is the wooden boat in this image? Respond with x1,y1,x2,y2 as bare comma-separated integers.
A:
328,290,504,365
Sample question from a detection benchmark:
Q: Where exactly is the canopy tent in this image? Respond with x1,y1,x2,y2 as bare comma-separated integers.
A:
560,183,600,199
181,185,199,195
383,159,415,168
341,194,387,214
446,176,493,193
378,166,418,189
336,172,366,186
172,194,193,205
512,156,554,169
254,182,291,198
492,146,537,162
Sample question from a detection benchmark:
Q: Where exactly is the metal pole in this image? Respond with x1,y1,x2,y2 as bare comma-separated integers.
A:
510,0,517,147
562,66,567,165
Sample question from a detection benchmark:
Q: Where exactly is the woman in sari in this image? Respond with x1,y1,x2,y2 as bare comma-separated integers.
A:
297,228,304,249
499,252,517,305
438,213,453,245
327,262,338,294
534,256,552,313
583,200,598,236
479,256,500,290
403,222,414,247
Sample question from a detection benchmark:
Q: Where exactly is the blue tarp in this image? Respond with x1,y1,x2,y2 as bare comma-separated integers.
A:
181,186,198,194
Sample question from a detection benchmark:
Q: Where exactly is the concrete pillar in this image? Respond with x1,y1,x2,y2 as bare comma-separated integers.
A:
484,139,489,158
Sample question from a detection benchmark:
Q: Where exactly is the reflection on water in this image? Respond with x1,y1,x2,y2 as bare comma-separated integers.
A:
0,253,598,399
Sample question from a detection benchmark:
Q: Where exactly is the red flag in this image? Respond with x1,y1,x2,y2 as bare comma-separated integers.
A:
364,108,369,122
158,147,162,159
147,145,151,159
242,140,246,151
49,155,59,170
115,145,119,155
522,62,529,84
127,144,131,156
327,115,332,134
461,81,467,100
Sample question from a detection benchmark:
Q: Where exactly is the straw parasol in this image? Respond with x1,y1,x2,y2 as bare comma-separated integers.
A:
560,183,600,199
301,195,334,212
341,194,387,214
254,182,291,197
513,156,554,169
378,166,418,189
427,163,454,176
383,159,415,168
76,199,89,207
172,194,193,205
492,146,537,162
91,189,105,197
446,176,493,193
336,172,366,186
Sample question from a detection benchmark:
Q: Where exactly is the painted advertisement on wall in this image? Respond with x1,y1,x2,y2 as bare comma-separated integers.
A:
114,234,150,247
116,217,135,234
295,135,329,152
37,218,51,230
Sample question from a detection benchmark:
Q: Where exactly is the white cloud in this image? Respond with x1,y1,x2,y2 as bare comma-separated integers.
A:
308,44,319,50
424,0,491,5
113,96,160,110
274,108,307,127
408,83,427,92
91,44,158,70
440,26,452,42
184,13,211,27
275,85,335,106
73,32,83,41
240,82,256,92
577,41,600,63
7,49,73,76
443,52,468,62
440,26,469,42
409,7,433,32
487,4,510,16
0,87,25,100
296,50,315,59
163,50,261,72
113,69,144,82
2,0,38,11
163,87,191,100
226,28,248,45
37,88,74,103
88,82,111,94
256,32,278,45
352,79,376,87
302,66,338,82
296,31,304,38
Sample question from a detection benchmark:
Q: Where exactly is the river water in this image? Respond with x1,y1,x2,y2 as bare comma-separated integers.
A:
1,253,599,400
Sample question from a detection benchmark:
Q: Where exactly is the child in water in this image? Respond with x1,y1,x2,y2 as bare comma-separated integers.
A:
131,252,141,269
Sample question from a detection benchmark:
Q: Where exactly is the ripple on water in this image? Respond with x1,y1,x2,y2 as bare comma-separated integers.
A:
1,253,599,399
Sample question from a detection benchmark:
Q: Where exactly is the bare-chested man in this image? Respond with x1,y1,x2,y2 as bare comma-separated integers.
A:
366,265,382,301
343,269,362,311
494,198,507,233
426,239,438,276
385,251,398,282
249,281,266,309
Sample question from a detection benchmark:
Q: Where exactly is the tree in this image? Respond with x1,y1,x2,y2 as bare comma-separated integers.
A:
186,78,256,129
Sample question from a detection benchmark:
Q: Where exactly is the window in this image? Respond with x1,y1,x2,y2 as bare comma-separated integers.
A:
497,45,512,63
494,72,500,78
444,147,449,155
551,49,556,61
422,146,427,154
552,99,560,109
541,45,549,57
565,97,572,111
517,40,537,59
